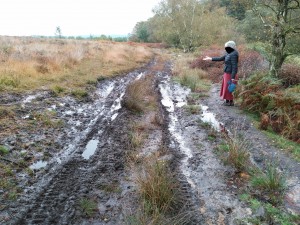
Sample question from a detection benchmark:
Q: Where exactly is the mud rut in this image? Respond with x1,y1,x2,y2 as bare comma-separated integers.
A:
2,59,299,224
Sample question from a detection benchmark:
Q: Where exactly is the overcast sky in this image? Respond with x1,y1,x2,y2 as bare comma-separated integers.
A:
0,0,161,37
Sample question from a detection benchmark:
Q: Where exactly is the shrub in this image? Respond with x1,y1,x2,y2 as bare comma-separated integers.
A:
238,47,266,79
190,45,266,82
237,72,300,142
278,63,300,87
190,47,223,83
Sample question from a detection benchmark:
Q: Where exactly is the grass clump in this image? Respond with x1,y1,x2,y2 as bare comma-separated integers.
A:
71,89,89,99
239,194,299,225
79,198,98,217
223,132,251,172
51,85,66,96
123,75,157,114
184,104,201,115
250,161,286,205
0,145,9,155
136,159,178,216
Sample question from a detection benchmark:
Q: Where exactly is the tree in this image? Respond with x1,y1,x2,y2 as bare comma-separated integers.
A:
253,0,300,77
131,21,150,42
55,26,62,38
154,0,202,51
219,0,252,20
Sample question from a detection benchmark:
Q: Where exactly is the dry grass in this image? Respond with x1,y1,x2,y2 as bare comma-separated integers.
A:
0,36,153,92
123,74,158,114
173,54,211,92
223,129,251,172
134,155,178,216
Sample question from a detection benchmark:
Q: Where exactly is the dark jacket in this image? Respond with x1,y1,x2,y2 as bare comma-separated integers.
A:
212,50,239,79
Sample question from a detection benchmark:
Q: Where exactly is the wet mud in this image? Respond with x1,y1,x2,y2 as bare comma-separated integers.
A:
0,58,299,225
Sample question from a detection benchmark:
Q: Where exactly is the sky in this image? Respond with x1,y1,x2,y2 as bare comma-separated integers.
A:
0,0,162,37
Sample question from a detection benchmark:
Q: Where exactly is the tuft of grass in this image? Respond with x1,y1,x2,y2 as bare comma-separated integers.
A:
135,159,178,215
79,198,98,217
250,161,286,204
0,145,9,155
99,182,122,193
183,105,201,115
71,89,88,99
239,193,299,224
123,75,157,114
33,111,64,128
224,132,251,172
129,131,145,150
51,85,66,96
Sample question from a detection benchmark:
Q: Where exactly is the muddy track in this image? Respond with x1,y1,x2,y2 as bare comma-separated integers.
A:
1,57,299,225
4,61,157,224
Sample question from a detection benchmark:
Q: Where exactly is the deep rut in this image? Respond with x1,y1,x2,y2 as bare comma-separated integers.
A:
7,63,154,224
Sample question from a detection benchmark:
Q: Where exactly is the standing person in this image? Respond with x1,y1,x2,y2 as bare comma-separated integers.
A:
203,41,239,106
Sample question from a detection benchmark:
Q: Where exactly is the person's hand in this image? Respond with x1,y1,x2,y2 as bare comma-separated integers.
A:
203,56,212,61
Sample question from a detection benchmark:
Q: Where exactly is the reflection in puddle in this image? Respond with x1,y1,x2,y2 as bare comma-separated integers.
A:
30,160,47,170
200,105,222,131
82,140,99,160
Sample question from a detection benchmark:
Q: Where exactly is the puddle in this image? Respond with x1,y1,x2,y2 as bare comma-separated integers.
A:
159,83,174,112
159,81,196,188
135,72,144,80
110,93,125,121
23,95,37,103
81,140,99,160
200,105,223,131
30,160,48,170
99,82,115,98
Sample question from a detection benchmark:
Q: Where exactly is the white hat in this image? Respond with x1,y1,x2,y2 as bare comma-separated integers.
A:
225,41,236,50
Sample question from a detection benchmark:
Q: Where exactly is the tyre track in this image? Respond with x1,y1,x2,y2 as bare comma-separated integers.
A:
7,62,154,225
